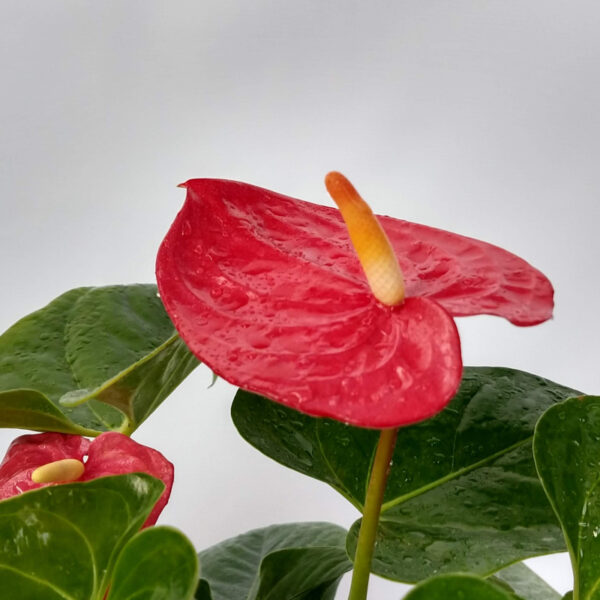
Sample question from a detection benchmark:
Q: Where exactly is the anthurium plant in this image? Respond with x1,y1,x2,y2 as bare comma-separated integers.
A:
0,172,590,599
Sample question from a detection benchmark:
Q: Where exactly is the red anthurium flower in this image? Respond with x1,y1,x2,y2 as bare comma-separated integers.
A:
0,432,173,526
156,174,553,428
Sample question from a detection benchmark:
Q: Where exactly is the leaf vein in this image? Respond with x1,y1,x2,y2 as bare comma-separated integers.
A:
0,564,78,600
381,436,530,512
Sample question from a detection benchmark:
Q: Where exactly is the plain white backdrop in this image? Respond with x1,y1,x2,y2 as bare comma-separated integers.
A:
2,2,599,597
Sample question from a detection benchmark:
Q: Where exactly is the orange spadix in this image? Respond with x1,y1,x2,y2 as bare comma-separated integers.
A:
325,171,405,306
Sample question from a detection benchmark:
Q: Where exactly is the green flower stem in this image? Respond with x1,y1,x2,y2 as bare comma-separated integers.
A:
348,427,399,600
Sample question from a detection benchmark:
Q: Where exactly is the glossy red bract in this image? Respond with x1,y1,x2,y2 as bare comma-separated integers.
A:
156,179,553,428
0,432,173,526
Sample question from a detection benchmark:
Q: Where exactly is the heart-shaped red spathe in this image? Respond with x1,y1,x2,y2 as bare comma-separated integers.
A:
156,179,553,428
0,432,173,527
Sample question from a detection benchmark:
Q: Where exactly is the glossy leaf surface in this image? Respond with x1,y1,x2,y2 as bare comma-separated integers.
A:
0,285,199,435
534,396,600,600
157,178,552,428
404,574,521,599
108,526,198,600
0,473,163,599
195,522,351,600
233,367,579,580
492,562,561,600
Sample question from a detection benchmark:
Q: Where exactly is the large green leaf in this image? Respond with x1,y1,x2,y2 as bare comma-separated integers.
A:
232,367,579,582
492,562,561,600
403,574,521,599
0,285,199,435
0,473,163,599
108,526,198,600
195,522,352,600
533,396,600,600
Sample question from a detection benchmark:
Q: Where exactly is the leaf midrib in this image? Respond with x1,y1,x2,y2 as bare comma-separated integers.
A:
380,436,530,513
312,404,534,516
60,332,180,430
39,508,99,595
0,561,78,600
57,288,178,429
316,429,366,512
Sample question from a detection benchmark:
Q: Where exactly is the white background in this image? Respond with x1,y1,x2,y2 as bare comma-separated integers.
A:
2,2,599,597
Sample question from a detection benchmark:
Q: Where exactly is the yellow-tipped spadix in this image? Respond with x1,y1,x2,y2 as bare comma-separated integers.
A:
325,171,405,306
31,458,85,484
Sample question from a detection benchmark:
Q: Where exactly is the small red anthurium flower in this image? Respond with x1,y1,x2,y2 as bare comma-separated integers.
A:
156,173,553,429
0,432,173,527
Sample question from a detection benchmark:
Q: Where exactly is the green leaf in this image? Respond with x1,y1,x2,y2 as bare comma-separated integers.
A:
195,580,213,600
195,522,352,600
108,526,198,600
232,367,579,582
0,285,199,435
0,473,164,599
403,574,521,599
533,395,600,600
492,562,561,600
